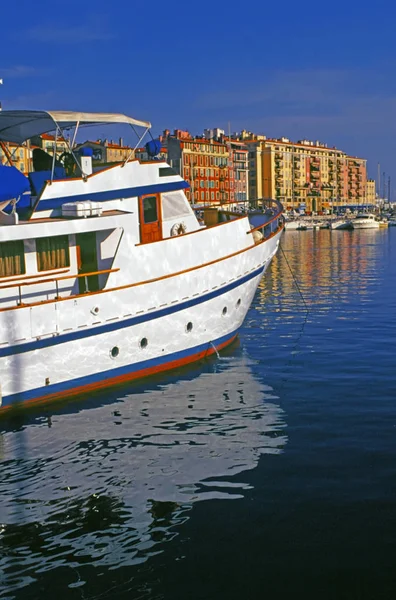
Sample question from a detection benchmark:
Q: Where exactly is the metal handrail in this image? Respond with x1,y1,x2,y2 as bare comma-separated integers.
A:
0,267,119,307
246,199,284,239
0,268,119,291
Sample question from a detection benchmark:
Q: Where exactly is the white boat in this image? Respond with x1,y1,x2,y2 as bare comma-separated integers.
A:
0,110,284,410
352,213,380,229
284,219,301,230
330,218,354,230
284,219,313,231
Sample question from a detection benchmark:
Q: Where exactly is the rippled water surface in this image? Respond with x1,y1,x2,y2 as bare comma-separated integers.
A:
1,228,396,600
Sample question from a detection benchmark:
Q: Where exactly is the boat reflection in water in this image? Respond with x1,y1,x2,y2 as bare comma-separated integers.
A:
0,355,287,596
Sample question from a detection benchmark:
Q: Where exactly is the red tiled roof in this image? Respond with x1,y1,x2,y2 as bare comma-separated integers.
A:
41,133,67,142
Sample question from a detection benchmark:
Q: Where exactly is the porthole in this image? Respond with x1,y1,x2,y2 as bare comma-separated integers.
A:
222,306,228,316
110,346,119,359
140,337,148,349
186,321,193,332
236,299,241,308
91,306,100,316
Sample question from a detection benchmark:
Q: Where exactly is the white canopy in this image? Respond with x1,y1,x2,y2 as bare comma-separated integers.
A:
0,110,151,144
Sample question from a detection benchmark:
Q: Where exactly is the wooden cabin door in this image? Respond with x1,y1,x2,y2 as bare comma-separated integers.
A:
139,194,162,243
76,232,99,293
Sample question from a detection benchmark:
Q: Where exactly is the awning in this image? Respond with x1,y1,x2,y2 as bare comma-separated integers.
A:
0,110,151,144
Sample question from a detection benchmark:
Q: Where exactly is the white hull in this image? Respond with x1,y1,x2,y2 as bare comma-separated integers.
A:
352,220,380,229
0,220,282,408
330,219,353,230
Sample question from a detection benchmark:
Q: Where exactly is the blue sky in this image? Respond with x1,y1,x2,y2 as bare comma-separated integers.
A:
1,0,396,194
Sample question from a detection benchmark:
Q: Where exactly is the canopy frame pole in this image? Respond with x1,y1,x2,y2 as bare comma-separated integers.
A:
123,125,150,166
70,121,80,150
56,122,85,180
50,127,59,183
0,141,14,166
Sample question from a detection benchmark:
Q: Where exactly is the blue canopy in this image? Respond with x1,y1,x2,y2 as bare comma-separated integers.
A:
0,165,31,203
145,139,162,157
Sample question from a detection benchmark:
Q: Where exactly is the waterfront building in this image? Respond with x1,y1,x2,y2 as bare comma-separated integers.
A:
31,133,69,155
0,142,31,174
167,130,230,205
366,179,376,205
233,134,368,213
135,144,167,162
75,138,135,165
227,139,249,203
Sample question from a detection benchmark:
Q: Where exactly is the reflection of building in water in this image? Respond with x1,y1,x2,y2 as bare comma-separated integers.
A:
255,229,381,313
0,358,286,593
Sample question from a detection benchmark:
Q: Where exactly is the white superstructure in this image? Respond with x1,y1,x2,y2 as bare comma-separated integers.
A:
352,213,380,229
0,110,284,410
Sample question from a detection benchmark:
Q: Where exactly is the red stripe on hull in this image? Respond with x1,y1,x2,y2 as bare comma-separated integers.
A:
1,334,238,413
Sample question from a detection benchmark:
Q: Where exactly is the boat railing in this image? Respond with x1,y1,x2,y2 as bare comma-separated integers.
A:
199,198,283,241
0,268,119,308
244,199,284,241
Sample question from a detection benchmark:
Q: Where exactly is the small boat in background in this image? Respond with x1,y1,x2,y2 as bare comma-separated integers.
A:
330,218,354,230
352,213,380,229
378,219,389,228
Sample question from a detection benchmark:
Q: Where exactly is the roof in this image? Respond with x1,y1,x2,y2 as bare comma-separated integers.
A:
0,110,151,144
40,133,67,141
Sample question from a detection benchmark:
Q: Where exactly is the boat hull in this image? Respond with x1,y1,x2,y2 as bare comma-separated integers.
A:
0,232,281,410
330,220,353,230
352,221,380,229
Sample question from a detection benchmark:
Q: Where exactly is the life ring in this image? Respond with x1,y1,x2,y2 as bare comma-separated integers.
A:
170,222,187,236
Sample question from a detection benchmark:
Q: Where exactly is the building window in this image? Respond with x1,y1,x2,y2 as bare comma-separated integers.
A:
36,235,70,271
0,240,25,278
211,192,214,200
201,191,205,200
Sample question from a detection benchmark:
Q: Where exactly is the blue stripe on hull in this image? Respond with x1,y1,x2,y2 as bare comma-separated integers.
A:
36,180,189,211
2,329,238,407
0,265,264,359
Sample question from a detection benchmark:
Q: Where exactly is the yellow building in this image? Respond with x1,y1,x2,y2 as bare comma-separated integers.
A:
366,179,376,205
75,139,134,165
242,135,368,213
0,142,31,174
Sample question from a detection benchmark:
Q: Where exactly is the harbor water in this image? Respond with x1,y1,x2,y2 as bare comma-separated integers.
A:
1,227,396,599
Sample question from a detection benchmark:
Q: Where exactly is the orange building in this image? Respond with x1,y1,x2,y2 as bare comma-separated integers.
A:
167,130,230,205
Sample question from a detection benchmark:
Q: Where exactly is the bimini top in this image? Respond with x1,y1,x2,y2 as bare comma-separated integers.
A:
0,110,152,144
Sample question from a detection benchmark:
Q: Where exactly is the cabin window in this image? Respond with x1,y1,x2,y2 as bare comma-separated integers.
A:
0,240,25,278
142,196,158,223
161,190,194,220
36,235,70,271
